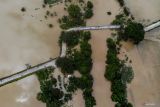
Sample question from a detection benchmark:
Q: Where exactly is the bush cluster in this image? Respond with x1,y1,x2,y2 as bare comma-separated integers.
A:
68,74,96,107
59,4,85,29
36,69,66,107
44,0,61,4
59,31,80,47
57,1,96,107
105,38,134,107
123,22,145,44
84,1,94,19
116,0,125,7
66,31,96,107
56,57,76,74
112,14,145,44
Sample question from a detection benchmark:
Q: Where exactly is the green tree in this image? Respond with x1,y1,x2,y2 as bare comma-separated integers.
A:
105,64,119,81
81,31,91,41
60,31,80,47
115,102,133,107
124,22,145,44
68,4,81,18
116,0,125,7
84,8,93,19
87,1,93,9
107,38,117,50
121,66,134,83
56,57,75,74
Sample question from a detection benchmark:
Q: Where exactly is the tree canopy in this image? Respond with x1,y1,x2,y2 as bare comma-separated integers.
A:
60,31,80,47
56,57,75,74
67,4,82,18
124,22,145,44
87,1,93,9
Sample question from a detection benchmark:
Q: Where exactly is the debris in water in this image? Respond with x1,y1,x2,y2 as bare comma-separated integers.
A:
21,7,26,12
48,24,53,28
42,4,46,8
107,11,112,15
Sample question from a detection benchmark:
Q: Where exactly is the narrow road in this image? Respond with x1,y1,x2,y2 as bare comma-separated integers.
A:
144,20,160,32
0,21,160,87
66,25,121,32
0,43,67,87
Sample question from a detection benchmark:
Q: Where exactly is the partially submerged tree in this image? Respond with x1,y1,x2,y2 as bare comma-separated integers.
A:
84,8,93,19
59,31,80,47
56,57,75,74
124,22,145,44
87,1,93,9
120,66,134,83
68,4,81,18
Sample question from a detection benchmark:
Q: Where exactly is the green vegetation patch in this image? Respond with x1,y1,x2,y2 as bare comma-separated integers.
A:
44,0,61,4
37,0,96,107
36,68,72,107
112,13,145,44
124,21,145,44
105,38,134,107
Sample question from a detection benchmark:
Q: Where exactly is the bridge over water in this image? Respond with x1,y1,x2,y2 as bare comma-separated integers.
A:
0,21,160,87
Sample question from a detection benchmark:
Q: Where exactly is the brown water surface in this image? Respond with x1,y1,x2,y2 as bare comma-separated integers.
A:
0,0,65,106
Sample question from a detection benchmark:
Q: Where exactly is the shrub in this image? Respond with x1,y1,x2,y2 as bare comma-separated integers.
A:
120,66,134,83
87,1,93,9
81,31,91,41
84,8,93,19
68,4,82,18
112,14,125,26
60,31,80,47
106,51,119,64
36,69,53,81
123,7,130,16
37,80,64,106
115,102,133,107
111,80,126,92
105,64,119,81
67,77,78,92
44,0,59,4
60,16,85,29
116,0,125,7
105,38,134,106
56,57,75,74
111,92,127,103
83,89,96,107
78,75,93,89
107,38,117,50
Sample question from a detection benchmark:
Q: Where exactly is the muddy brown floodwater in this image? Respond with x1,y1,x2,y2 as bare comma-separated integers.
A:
125,0,160,25
0,0,65,107
1,0,160,107
87,0,120,107
124,0,160,107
